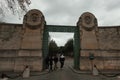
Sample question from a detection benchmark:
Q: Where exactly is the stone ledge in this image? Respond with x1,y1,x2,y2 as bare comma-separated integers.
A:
69,65,120,75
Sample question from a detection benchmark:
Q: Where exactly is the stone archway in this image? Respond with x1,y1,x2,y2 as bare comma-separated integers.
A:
18,9,81,70
13,10,98,71
42,25,80,70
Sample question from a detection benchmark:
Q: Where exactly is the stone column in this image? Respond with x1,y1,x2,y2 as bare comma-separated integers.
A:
77,12,100,70
14,9,45,72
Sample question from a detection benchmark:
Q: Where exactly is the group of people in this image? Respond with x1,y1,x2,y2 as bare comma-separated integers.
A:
45,54,65,71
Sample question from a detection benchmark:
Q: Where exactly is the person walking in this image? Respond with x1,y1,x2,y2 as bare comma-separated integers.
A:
45,56,50,70
53,55,58,70
49,56,53,71
59,54,65,69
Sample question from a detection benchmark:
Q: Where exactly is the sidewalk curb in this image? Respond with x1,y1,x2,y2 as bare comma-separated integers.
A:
30,71,50,76
0,70,50,79
68,66,91,74
68,66,120,78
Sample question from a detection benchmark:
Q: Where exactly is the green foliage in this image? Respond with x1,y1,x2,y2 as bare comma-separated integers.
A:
58,46,65,54
48,39,74,57
49,40,59,56
64,39,74,56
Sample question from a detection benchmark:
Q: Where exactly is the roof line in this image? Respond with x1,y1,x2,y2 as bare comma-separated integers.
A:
0,23,22,25
0,23,120,28
46,25,76,27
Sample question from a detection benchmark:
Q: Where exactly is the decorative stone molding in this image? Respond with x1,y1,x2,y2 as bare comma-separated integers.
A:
78,12,99,48
17,9,46,71
23,9,45,30
77,12,99,42
77,12,97,31
21,9,46,50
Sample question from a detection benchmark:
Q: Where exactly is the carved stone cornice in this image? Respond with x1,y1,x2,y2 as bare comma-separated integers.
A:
77,12,97,31
23,9,45,30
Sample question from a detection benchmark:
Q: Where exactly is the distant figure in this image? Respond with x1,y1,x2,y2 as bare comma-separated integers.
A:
53,55,58,70
0,73,8,80
49,56,53,71
59,54,65,69
45,56,50,69
22,66,30,78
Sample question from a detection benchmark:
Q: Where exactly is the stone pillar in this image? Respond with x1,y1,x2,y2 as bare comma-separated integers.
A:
77,12,99,70
14,9,45,72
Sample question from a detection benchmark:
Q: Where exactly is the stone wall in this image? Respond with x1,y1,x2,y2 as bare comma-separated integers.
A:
0,10,120,72
78,12,120,71
97,27,120,70
98,27,120,49
0,23,22,49
0,9,45,72
0,23,43,72
0,50,42,71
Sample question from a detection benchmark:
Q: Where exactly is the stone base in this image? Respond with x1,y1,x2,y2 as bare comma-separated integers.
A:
0,50,43,72
80,50,120,70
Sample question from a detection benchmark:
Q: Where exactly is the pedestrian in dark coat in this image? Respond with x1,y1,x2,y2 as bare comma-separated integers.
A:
49,56,53,71
45,56,50,69
59,54,65,69
53,55,58,70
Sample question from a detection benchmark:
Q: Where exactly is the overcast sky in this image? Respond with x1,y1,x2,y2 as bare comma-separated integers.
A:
3,0,120,46
30,0,120,26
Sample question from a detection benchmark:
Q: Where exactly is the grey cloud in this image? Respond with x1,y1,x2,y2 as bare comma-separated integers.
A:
2,0,120,26
49,32,74,46
105,0,120,11
44,0,119,26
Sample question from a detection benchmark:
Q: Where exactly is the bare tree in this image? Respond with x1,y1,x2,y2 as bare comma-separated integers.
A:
0,0,31,21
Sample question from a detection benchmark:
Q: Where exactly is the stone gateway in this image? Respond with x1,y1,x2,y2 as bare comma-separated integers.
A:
0,9,120,72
